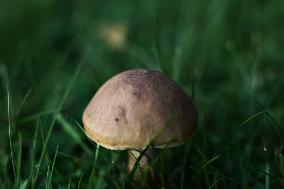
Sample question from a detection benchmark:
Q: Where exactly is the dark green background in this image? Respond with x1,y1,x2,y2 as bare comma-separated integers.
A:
0,0,284,188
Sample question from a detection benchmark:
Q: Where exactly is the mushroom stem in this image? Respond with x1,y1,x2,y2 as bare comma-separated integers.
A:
128,149,160,187
128,149,155,173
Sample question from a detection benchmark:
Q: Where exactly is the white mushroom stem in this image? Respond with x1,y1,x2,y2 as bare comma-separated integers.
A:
128,149,155,176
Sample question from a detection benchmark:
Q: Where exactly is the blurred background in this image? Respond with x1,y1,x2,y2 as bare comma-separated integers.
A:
0,0,284,188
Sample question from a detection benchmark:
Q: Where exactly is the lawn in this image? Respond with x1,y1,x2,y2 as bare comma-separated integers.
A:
0,0,284,188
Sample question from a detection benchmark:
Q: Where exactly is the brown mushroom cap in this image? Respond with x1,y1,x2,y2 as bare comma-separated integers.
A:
83,69,197,150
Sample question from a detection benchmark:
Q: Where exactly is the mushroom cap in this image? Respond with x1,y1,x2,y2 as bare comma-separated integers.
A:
83,69,197,150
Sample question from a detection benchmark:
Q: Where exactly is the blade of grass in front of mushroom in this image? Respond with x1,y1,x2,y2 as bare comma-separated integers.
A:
125,145,151,186
126,79,194,186
34,62,83,182
126,112,178,186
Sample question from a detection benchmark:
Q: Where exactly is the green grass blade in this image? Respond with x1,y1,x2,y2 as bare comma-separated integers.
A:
7,86,16,183
16,133,22,188
265,162,270,189
28,120,40,189
192,155,220,181
209,177,222,189
19,179,28,189
75,121,98,149
34,62,83,182
87,144,100,188
180,145,191,189
126,146,150,186
17,89,32,116
67,179,72,189
47,146,58,189
77,172,85,189
239,109,269,126
56,113,92,155
18,109,58,125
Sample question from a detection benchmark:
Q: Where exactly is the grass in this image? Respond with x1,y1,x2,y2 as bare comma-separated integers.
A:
0,0,284,188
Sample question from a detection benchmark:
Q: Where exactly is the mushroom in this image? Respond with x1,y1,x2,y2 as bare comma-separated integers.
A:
82,69,197,185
